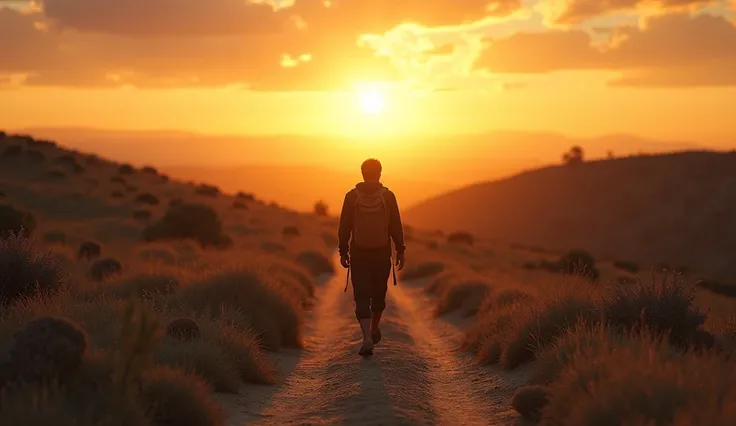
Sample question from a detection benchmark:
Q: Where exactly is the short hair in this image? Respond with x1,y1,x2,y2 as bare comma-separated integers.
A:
361,158,382,180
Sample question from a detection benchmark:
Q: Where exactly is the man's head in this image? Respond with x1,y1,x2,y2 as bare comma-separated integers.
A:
361,158,382,182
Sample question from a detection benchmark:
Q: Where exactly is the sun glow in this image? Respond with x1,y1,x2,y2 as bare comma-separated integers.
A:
359,90,385,115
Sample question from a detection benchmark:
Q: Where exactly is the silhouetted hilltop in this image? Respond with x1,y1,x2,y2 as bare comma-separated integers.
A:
404,150,736,280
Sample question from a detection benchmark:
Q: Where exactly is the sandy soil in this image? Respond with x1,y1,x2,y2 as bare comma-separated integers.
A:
218,257,531,425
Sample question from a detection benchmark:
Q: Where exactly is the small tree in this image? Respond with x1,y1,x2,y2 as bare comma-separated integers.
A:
562,145,584,166
314,200,329,217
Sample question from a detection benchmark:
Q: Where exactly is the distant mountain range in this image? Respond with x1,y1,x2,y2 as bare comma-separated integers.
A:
17,127,705,211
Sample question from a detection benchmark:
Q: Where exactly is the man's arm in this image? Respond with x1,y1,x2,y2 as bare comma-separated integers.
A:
337,191,354,257
386,191,406,253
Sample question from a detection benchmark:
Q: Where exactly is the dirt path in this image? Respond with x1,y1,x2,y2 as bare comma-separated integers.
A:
220,259,528,425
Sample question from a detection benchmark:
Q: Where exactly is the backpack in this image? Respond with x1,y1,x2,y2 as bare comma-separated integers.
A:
352,187,390,249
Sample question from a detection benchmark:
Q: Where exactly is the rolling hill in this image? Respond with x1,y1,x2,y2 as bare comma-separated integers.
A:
404,150,736,280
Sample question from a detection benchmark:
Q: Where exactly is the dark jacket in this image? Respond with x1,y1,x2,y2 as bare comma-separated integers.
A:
338,181,405,257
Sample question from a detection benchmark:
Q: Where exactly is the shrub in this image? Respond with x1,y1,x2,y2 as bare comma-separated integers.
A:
176,268,303,349
118,164,135,174
232,201,248,210
215,324,275,385
314,200,329,217
539,334,736,425
282,226,300,237
78,241,102,260
126,185,138,193
601,275,706,348
434,278,490,316
135,193,160,206
142,203,232,249
133,210,152,221
400,260,445,281
140,366,226,426
55,154,77,165
72,164,85,174
511,386,551,422
2,144,23,157
10,316,88,384
194,184,219,197
613,260,639,274
155,338,240,393
0,204,36,237
88,258,123,282
110,176,126,184
169,198,183,207
137,245,177,265
0,232,67,306
295,250,334,277
558,249,599,281
235,191,254,201
141,165,158,175
166,317,201,341
43,230,67,245
25,149,46,163
447,231,474,245
111,190,125,198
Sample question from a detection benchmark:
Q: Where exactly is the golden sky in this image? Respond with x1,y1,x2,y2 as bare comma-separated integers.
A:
1,0,735,144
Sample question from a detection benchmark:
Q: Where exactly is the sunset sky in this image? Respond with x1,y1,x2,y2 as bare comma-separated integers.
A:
1,0,735,145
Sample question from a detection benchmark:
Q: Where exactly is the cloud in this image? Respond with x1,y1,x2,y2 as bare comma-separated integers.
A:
475,12,736,86
0,0,524,90
539,0,718,25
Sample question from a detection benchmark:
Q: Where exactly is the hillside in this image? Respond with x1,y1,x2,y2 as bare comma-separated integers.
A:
2,131,736,425
404,150,736,281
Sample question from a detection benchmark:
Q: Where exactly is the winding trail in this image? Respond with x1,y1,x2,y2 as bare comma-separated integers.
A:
220,257,528,425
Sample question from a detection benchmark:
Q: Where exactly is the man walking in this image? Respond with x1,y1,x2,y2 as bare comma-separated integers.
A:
338,158,406,356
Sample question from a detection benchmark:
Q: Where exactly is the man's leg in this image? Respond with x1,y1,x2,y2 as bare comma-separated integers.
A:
369,253,391,344
350,254,374,354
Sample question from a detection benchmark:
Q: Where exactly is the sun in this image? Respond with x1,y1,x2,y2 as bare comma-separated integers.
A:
359,90,384,115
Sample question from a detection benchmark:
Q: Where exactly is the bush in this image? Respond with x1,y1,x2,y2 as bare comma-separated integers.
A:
143,203,232,249
88,258,123,282
558,249,599,280
126,185,138,193
602,276,707,348
72,164,85,174
111,190,125,198
0,204,36,237
25,149,46,163
232,201,248,210
46,170,66,179
134,210,153,221
155,338,240,393
10,316,88,384
78,241,101,260
110,176,126,184
175,267,303,349
0,232,67,306
140,366,226,426
166,317,201,341
2,144,23,157
447,231,474,245
169,198,183,207
194,184,220,197
282,226,300,237
314,200,329,217
118,164,135,174
141,166,158,175
135,193,160,206
613,260,639,273
511,385,551,422
43,231,67,245
295,250,335,277
400,260,445,281
235,191,254,201
539,334,736,425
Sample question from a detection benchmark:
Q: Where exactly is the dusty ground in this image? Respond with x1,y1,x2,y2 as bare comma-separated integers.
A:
217,256,532,426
